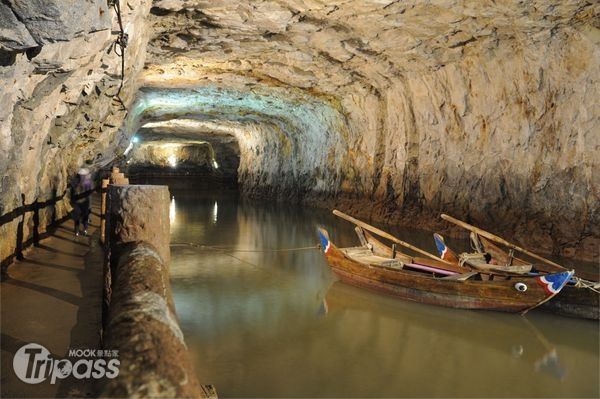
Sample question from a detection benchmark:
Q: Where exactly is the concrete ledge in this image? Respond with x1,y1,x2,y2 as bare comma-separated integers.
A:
107,184,171,265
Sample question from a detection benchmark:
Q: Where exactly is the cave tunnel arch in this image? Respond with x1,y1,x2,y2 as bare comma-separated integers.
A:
119,85,352,199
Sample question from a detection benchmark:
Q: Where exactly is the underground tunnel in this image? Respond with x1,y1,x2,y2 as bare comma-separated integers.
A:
1,1,599,398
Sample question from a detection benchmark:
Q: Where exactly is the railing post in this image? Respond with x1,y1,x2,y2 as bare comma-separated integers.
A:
100,179,109,244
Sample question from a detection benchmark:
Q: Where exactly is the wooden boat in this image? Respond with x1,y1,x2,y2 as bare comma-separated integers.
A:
317,226,573,314
436,214,600,320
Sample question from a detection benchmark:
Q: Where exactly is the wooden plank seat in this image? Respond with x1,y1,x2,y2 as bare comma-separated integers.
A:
342,247,403,269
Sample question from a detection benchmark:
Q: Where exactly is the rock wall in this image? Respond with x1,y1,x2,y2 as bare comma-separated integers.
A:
0,0,152,265
332,29,600,260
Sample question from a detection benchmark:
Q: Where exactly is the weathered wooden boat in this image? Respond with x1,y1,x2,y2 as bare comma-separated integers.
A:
317,225,573,314
437,214,600,320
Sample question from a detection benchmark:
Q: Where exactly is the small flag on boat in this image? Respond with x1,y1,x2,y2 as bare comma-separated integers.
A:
318,229,331,254
535,271,574,296
433,233,459,263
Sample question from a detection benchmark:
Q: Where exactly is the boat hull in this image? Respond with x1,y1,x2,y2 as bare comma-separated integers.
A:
330,265,540,313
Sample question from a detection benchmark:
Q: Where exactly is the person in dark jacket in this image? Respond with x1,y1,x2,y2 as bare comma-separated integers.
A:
70,168,93,236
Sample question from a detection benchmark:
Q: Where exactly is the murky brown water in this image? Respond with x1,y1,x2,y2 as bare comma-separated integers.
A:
167,186,599,398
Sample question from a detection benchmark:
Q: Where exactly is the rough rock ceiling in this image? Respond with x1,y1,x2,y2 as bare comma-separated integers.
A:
144,0,598,90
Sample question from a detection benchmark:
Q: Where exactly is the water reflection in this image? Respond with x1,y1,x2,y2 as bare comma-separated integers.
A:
323,282,567,381
169,196,176,228
165,186,599,398
212,201,218,225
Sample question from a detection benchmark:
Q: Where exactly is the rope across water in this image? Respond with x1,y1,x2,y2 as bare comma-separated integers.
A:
170,243,321,253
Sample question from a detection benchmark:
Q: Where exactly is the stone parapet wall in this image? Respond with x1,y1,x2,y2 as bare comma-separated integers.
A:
102,241,214,398
102,184,215,398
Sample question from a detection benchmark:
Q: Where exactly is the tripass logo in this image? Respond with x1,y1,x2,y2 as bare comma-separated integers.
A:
13,343,120,384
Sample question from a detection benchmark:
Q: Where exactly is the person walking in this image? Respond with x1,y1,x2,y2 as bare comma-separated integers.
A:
70,168,94,236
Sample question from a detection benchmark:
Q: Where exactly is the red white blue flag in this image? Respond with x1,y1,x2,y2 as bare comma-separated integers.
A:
433,233,458,262
318,229,331,254
535,271,573,296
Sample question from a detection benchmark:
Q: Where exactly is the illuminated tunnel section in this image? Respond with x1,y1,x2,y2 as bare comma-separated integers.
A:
125,120,241,183
123,86,351,199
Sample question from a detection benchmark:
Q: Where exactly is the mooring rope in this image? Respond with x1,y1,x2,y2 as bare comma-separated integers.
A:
170,243,321,253
458,252,485,268
572,276,600,294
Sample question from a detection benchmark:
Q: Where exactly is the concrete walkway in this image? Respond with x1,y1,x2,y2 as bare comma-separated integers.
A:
1,195,103,398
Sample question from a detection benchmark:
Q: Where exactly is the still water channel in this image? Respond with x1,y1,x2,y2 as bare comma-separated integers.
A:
166,185,599,398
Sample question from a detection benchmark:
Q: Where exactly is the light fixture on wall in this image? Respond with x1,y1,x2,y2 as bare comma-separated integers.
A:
212,201,218,224
168,154,177,167
123,141,134,156
124,135,139,156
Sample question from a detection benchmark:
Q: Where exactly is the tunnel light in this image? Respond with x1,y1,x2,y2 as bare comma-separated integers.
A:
142,119,207,129
212,160,219,169
160,143,182,149
123,142,134,156
168,154,178,167
123,135,139,156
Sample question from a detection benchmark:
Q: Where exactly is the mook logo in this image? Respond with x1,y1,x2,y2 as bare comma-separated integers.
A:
13,343,120,384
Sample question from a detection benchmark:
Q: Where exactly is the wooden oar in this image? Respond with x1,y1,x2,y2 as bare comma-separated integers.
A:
333,210,452,265
440,213,565,270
